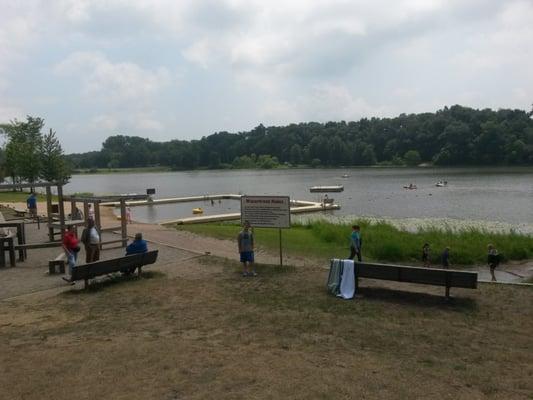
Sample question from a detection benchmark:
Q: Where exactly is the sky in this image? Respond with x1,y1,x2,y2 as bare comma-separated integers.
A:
0,0,532,153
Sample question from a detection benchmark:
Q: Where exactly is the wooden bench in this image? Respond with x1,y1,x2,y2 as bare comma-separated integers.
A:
49,253,66,274
350,261,477,299
70,250,159,289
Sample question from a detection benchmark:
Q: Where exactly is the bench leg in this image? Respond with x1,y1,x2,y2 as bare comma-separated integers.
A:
445,286,450,299
48,260,65,275
138,266,142,277
49,261,57,274
84,278,89,290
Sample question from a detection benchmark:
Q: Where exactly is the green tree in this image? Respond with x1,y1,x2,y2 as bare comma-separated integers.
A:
403,150,421,166
40,129,71,183
289,144,302,164
4,116,44,187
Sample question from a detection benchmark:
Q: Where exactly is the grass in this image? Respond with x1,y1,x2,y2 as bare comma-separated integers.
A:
2,255,531,399
175,220,533,266
0,191,58,202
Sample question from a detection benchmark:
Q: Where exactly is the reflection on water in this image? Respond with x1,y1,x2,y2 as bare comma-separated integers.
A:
65,167,533,225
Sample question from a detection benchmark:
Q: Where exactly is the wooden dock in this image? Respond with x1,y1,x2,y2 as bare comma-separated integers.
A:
101,194,242,207
160,202,340,225
101,193,340,225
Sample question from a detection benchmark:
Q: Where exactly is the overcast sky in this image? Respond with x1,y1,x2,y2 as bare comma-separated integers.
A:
1,0,532,153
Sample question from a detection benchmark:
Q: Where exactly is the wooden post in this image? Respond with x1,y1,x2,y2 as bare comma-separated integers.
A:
94,201,102,250
279,228,283,267
120,199,127,247
70,200,77,220
83,201,89,225
94,202,101,229
57,185,65,240
46,186,54,241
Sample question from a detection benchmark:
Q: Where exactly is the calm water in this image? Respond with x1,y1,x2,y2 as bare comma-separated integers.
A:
64,167,533,225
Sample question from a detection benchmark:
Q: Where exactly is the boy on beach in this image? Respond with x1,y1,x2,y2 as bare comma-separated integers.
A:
238,221,256,277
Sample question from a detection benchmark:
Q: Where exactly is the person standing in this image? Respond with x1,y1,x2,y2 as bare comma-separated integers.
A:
62,225,79,283
441,247,450,269
487,244,500,282
26,192,37,219
238,221,256,277
81,219,100,263
126,207,132,224
422,243,430,267
348,225,362,262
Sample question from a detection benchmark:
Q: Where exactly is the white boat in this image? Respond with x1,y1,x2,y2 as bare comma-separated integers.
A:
310,185,344,193
435,181,448,187
341,174,349,178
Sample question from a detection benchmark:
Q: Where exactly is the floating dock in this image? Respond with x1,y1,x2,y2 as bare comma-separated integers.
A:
309,185,344,192
101,194,340,225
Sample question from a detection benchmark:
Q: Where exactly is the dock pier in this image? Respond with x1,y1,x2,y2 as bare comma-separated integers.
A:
101,194,340,225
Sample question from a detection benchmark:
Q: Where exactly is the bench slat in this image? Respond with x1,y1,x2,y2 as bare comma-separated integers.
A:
71,250,158,283
357,262,477,289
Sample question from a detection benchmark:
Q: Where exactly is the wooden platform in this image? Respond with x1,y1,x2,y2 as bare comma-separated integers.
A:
101,194,242,207
160,202,340,225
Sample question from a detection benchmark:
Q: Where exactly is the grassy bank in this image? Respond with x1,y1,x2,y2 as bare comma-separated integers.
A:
176,220,533,265
0,191,58,202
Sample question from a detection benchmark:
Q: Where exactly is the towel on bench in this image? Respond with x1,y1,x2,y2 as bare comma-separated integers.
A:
327,259,356,299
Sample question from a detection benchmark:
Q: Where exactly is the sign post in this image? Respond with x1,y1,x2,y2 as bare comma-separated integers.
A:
241,195,290,267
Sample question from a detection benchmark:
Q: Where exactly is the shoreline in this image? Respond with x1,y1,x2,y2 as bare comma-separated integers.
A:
2,200,532,235
293,214,533,235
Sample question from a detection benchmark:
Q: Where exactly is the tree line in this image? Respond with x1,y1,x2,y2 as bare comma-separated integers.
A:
68,105,533,170
0,116,71,185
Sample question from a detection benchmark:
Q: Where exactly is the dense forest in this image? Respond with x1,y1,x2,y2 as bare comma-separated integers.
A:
68,105,533,170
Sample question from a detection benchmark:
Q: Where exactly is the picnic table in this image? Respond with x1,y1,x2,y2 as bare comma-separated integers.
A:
0,232,17,267
0,222,27,262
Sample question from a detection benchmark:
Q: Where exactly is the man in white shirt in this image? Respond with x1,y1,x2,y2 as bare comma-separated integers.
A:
81,218,100,263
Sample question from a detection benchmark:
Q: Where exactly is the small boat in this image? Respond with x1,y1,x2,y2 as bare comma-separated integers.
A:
310,185,344,193
341,174,349,178
403,184,417,190
192,207,204,214
435,181,448,187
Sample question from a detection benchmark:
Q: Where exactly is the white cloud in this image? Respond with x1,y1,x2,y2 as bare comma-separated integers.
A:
55,51,172,104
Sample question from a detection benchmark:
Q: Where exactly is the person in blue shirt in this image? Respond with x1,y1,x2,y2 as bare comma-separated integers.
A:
348,225,362,261
238,221,256,276
126,233,148,255
26,193,37,219
123,233,148,275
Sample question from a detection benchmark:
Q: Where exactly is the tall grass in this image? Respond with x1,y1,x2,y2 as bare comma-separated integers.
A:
175,220,533,266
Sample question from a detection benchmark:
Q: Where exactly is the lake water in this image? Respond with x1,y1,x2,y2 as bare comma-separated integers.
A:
64,167,533,229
